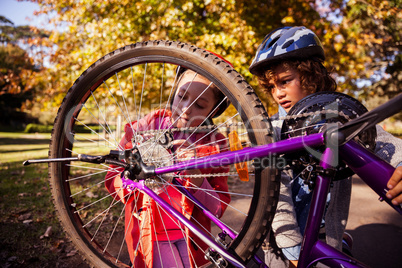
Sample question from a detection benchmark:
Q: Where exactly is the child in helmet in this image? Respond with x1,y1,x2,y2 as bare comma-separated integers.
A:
249,26,402,267
105,57,232,267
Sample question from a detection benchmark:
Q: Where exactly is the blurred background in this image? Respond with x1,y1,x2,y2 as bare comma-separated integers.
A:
0,0,401,132
0,0,401,267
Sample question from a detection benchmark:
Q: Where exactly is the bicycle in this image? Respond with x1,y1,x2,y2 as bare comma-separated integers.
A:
23,40,402,268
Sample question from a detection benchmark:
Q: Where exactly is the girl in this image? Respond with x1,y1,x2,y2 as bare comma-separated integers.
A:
105,64,231,267
249,26,402,267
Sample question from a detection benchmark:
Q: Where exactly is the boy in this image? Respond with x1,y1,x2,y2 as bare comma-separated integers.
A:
249,26,402,267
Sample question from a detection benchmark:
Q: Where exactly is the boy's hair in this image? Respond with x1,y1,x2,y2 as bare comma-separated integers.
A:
257,59,337,95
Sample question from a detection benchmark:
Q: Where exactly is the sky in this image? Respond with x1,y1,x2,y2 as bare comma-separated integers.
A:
0,0,48,28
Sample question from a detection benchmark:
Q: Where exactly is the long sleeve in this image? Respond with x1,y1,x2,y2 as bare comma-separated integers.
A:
271,171,304,248
270,108,304,248
374,125,402,167
192,178,223,217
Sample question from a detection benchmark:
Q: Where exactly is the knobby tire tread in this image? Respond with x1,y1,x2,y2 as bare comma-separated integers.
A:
48,40,280,267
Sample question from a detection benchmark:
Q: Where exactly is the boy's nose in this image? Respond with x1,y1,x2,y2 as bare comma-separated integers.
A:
275,88,286,98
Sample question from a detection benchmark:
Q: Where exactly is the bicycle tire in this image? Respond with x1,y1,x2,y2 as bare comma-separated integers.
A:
48,40,279,267
281,91,377,180
282,91,376,150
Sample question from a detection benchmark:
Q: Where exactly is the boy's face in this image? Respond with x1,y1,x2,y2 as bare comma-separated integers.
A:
267,65,311,113
171,71,217,128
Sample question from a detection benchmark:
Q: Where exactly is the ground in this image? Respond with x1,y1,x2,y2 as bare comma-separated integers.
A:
345,177,402,268
0,133,401,267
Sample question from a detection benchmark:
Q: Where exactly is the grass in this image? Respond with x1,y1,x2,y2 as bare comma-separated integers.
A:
4,129,398,267
0,132,51,164
0,132,88,267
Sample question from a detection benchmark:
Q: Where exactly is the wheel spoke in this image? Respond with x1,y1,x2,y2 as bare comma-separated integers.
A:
49,42,278,267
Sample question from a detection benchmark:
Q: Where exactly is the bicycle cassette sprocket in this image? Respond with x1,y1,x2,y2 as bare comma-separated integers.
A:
136,138,174,193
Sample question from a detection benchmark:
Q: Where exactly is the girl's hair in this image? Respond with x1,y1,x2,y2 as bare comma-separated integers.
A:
257,60,337,95
177,70,224,100
172,69,228,118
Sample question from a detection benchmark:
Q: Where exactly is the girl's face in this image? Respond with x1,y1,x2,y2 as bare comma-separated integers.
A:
171,71,218,128
268,65,311,112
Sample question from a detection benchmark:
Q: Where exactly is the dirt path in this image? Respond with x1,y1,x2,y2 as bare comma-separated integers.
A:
62,178,402,268
218,176,402,268
7,176,398,268
345,177,402,268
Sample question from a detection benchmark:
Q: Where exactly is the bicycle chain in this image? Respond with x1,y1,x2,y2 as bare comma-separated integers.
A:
164,172,241,178
133,109,351,136
133,110,351,179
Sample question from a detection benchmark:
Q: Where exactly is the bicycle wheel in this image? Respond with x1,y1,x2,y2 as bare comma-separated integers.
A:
49,40,279,267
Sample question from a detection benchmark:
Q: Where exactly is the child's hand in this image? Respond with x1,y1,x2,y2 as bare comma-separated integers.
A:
172,139,204,187
386,166,402,205
172,139,197,161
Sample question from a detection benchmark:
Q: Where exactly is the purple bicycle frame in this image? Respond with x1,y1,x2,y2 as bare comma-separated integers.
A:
297,140,400,268
122,133,325,267
123,132,399,267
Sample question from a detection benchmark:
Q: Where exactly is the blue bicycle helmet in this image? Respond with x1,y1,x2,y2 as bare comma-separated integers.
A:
249,26,325,75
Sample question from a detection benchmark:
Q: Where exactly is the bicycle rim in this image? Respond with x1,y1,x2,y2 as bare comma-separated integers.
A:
48,40,279,267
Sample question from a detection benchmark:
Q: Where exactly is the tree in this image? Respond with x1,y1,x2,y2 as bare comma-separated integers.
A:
30,0,401,117
0,16,50,126
31,0,325,115
316,0,401,99
332,0,401,121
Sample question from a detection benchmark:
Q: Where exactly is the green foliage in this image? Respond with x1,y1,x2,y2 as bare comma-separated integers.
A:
0,43,38,126
0,44,34,72
22,0,402,116
23,123,107,133
0,16,50,126
24,124,53,133
0,14,49,44
30,0,323,115
334,0,402,100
